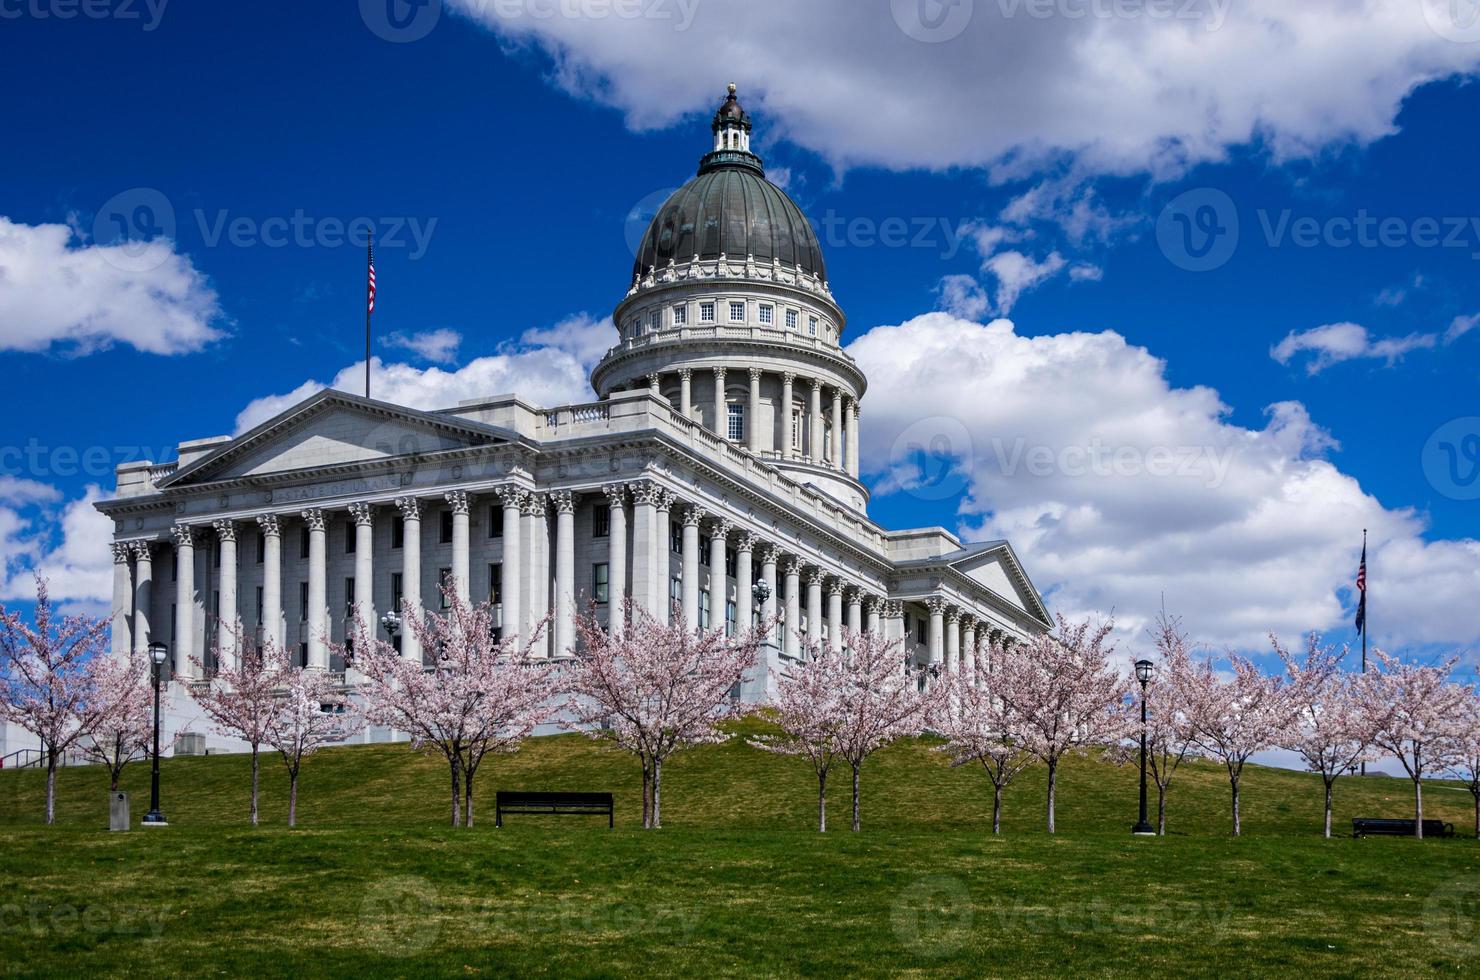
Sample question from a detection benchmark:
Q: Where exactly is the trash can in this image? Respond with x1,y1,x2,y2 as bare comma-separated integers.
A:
109,791,129,832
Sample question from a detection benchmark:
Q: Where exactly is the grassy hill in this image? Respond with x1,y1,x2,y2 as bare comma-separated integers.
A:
3,723,1479,977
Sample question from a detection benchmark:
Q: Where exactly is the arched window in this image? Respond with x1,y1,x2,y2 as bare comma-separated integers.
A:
727,402,746,442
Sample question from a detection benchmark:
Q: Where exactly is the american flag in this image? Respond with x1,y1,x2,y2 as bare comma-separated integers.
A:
1354,539,1367,634
367,241,377,315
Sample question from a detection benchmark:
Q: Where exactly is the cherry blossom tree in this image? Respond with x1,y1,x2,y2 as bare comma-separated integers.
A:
1275,633,1377,838
1446,695,1480,839
1355,649,1471,839
79,651,155,791
750,647,844,831
819,629,934,832
263,666,361,827
567,601,769,829
0,577,113,824
933,662,1035,834
341,592,557,828
1143,611,1198,836
1182,650,1293,837
193,627,288,827
992,617,1135,834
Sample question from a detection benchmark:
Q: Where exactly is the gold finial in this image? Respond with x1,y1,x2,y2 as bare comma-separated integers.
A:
727,82,737,96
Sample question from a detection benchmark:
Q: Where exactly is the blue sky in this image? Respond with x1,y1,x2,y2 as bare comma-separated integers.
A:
0,0,1477,671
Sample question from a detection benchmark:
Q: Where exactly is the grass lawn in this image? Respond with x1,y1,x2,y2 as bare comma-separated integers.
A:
3,723,1480,977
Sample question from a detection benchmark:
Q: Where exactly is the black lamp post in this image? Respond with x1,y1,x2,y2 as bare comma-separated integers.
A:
1132,658,1155,836
142,641,170,827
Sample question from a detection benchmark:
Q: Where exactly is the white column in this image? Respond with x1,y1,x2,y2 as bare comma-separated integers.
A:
783,559,801,657
827,579,844,653
747,368,762,453
760,546,779,645
847,399,861,477
780,372,796,459
130,541,152,658
946,609,961,675
809,379,824,461
735,532,756,631
886,601,905,643
170,528,194,674
495,486,524,642
831,388,844,470
679,368,693,420
713,366,727,436
302,508,328,670
681,505,704,628
521,493,549,655
708,519,730,631
552,489,575,658
807,569,824,648
927,598,947,674
213,520,239,671
257,515,283,654
866,597,882,636
629,482,657,620
655,491,674,623
396,497,422,662
446,490,470,604
604,485,628,637
846,589,863,640
347,503,375,634
962,617,978,684
110,543,133,660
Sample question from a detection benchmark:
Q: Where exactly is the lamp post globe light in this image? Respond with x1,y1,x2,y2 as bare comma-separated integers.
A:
1132,658,1155,836
380,610,401,639
142,641,170,828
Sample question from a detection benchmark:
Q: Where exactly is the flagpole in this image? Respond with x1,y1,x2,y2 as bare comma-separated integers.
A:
1360,527,1367,776
365,234,374,400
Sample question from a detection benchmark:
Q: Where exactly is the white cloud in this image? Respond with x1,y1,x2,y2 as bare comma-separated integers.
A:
0,484,114,615
383,328,462,364
935,274,991,321
449,0,1480,180
519,312,617,369
0,217,224,355
1271,322,1439,375
1445,313,1480,345
983,250,1068,314
847,312,1480,650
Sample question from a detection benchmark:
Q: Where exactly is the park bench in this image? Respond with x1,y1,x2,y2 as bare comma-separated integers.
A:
494,791,614,829
1351,817,1455,838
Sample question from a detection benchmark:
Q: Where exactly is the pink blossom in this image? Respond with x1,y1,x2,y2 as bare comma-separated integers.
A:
265,666,362,827
192,626,289,827
79,651,155,792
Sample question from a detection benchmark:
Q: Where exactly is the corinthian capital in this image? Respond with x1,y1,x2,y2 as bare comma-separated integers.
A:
394,497,422,522
256,513,281,538
444,490,470,516
347,502,374,527
300,508,326,533
170,524,196,549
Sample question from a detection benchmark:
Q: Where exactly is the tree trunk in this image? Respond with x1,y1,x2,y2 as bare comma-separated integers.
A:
45,757,57,826
1230,773,1241,837
250,747,260,827
288,771,298,828
449,755,463,828
992,783,1002,835
1323,779,1334,839
1472,789,1479,840
641,758,653,830
1414,778,1424,839
817,769,827,833
109,764,121,793
851,764,861,832
1046,759,1057,834
1157,786,1167,836
652,758,663,829
463,767,475,829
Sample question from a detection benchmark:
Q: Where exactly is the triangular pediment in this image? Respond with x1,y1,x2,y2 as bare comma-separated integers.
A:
950,543,1053,627
160,390,517,488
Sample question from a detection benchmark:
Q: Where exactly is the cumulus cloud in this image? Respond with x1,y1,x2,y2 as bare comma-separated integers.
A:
1445,313,1480,345
519,312,618,369
983,250,1068,314
847,312,1480,650
449,0,1480,180
0,483,114,615
935,274,992,321
1271,322,1439,375
383,328,462,364
0,217,224,355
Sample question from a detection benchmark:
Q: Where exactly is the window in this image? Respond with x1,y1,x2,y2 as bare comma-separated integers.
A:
593,507,610,538
823,420,834,461
758,304,773,325
593,563,610,604
214,543,221,568
808,316,818,337
700,301,716,323
725,600,737,637
255,586,264,623
700,590,711,630
299,582,309,621
673,304,687,326
916,618,927,645
671,521,684,554
729,301,745,322
670,573,682,607
488,563,503,604
171,553,178,582
392,516,404,549
791,406,804,451
346,524,357,554
391,573,403,611
439,568,453,608
440,510,454,545
700,534,711,559
488,505,504,538
725,547,737,579
651,312,662,333
298,643,308,669
256,533,265,564
345,578,356,618
300,527,310,560
727,403,745,442
786,309,799,330
171,604,177,641
213,590,220,619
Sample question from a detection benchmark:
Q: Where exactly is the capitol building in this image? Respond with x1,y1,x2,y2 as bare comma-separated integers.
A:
96,87,1051,740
